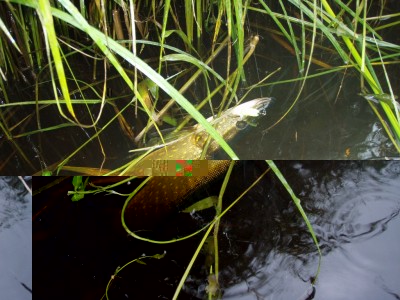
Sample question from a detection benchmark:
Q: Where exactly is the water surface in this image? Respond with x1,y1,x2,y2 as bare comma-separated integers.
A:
0,177,32,299
32,162,400,299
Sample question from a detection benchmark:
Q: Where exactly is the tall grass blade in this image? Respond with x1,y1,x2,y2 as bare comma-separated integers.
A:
0,16,21,53
36,0,75,119
266,160,321,282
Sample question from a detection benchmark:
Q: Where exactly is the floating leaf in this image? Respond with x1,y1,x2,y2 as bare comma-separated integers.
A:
182,196,218,213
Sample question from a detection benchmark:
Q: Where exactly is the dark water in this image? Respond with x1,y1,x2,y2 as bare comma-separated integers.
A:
220,161,400,300
0,177,32,299
224,5,400,160
32,161,399,299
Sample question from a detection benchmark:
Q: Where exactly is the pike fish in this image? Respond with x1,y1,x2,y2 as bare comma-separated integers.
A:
124,98,273,230
125,97,273,175
124,160,233,230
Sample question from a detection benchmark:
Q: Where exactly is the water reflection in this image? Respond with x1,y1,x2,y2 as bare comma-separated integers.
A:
203,162,400,300
0,177,32,299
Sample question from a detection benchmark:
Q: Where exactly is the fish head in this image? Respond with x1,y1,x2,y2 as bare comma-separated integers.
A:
218,97,274,131
192,97,274,153
229,97,273,121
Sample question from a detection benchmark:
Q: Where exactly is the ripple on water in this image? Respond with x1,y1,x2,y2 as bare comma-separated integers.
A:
222,161,400,300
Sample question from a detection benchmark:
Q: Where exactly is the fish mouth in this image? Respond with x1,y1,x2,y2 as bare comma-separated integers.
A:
254,97,274,117
245,97,274,115
230,97,274,119
213,97,272,132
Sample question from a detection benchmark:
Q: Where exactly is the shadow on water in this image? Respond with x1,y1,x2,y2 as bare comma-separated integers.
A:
0,177,32,299
32,161,399,299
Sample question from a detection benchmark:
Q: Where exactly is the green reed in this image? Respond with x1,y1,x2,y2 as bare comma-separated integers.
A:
0,0,399,173
1,0,253,172
251,0,400,151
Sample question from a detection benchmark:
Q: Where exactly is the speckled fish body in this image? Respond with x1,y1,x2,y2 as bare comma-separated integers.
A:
123,98,272,230
126,97,272,175
124,160,232,230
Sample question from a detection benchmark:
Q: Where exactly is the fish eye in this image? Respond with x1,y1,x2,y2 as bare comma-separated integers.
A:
235,120,248,130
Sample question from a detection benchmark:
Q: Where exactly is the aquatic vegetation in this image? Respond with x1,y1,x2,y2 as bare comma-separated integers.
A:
1,1,399,172
64,162,322,299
